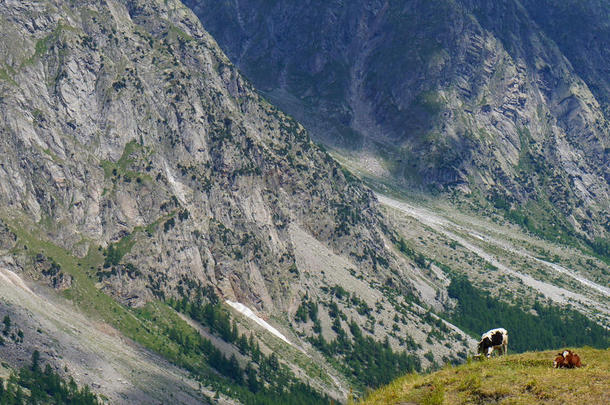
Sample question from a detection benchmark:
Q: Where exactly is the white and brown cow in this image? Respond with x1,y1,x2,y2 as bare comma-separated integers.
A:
553,350,582,368
477,328,508,357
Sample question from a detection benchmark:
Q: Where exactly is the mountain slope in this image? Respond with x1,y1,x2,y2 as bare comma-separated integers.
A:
516,0,610,118
361,347,610,404
184,0,610,244
373,191,610,328
0,0,398,312
0,267,210,404
0,0,478,402
1,1,607,403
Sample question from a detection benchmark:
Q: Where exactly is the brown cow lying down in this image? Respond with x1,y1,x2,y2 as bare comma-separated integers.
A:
553,350,582,368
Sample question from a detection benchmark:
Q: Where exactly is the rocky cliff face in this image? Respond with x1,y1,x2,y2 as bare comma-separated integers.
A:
0,0,400,310
515,0,610,119
185,0,610,242
0,0,478,401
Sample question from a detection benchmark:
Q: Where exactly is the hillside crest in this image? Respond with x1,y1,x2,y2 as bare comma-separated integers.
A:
360,347,610,404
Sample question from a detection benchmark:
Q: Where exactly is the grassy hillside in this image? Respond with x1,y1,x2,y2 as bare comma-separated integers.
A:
360,347,610,404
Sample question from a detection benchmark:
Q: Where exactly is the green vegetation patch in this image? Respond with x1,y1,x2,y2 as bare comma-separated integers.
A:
396,237,430,269
504,199,578,247
0,351,100,404
166,292,332,405
167,25,194,43
446,277,609,352
103,233,136,267
361,347,610,405
589,237,610,265
5,218,333,404
21,22,77,67
309,317,421,391
100,140,152,185
4,220,205,375
0,64,17,86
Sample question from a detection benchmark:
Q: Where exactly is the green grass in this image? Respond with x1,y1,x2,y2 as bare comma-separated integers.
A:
2,217,334,404
0,65,17,85
8,220,125,318
22,27,61,67
3,218,211,378
116,140,140,171
102,232,136,267
361,347,610,404
168,25,194,42
101,140,152,180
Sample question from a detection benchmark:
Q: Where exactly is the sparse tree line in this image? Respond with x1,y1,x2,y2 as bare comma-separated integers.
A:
0,351,100,405
309,318,421,389
166,286,331,405
295,293,421,390
0,315,24,346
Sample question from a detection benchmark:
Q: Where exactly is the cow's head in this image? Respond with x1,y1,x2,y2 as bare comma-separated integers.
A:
477,337,491,355
553,356,565,368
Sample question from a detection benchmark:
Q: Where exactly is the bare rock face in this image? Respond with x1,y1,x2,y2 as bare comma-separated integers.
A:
0,0,422,317
184,0,610,240
0,220,17,251
0,2,483,401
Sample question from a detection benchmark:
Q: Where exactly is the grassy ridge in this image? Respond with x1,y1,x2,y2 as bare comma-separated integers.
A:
359,347,610,404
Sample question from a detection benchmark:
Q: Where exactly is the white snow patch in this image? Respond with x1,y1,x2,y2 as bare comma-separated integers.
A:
226,300,292,346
